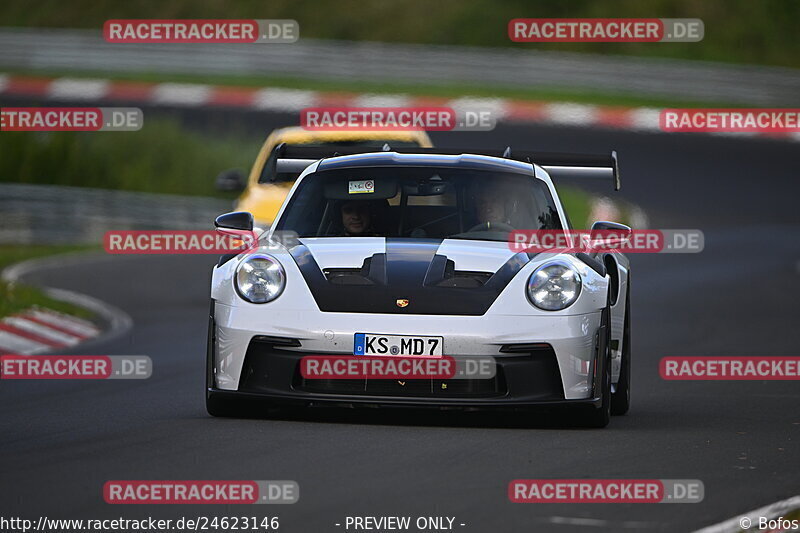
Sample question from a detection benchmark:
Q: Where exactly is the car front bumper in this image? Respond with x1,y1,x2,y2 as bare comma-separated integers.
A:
210,300,606,405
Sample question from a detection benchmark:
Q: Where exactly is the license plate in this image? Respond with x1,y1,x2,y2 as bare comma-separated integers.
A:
354,333,443,358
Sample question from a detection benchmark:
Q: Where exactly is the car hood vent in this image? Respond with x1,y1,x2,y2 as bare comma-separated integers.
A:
289,238,534,315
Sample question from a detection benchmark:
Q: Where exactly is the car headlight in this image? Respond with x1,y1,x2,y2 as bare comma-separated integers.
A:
527,262,582,311
235,254,286,303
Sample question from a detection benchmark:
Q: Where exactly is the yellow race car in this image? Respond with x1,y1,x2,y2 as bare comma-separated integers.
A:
217,127,432,226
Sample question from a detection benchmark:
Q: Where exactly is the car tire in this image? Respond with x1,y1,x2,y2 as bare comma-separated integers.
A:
611,279,631,416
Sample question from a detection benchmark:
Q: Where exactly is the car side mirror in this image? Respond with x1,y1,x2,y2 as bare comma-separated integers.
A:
215,169,245,192
590,221,632,250
215,211,254,232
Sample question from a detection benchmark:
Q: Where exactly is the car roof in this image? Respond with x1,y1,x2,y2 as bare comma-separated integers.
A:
268,127,433,146
316,152,536,175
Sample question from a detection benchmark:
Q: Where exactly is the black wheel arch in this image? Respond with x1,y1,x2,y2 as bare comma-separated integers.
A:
601,253,621,306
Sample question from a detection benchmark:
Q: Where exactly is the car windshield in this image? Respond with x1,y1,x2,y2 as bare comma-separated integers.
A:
274,166,562,241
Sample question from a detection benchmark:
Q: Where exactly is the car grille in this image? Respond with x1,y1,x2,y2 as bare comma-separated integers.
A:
237,336,561,401
295,371,506,397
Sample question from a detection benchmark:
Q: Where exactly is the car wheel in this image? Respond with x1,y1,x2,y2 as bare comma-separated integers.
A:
611,280,631,415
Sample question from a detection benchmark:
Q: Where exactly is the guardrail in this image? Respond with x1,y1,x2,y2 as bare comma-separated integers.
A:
0,183,231,244
0,27,799,105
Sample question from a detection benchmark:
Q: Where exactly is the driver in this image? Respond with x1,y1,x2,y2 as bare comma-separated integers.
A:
472,183,515,230
340,200,380,236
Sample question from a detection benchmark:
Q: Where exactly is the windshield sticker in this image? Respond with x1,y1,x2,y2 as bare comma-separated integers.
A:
348,180,375,194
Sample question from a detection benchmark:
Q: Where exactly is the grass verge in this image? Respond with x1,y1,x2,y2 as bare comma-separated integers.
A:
556,187,594,229
0,118,260,197
0,0,797,68
0,245,98,320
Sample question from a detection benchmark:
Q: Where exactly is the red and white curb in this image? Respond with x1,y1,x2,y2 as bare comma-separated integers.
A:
1,252,133,353
0,307,100,355
1,73,798,142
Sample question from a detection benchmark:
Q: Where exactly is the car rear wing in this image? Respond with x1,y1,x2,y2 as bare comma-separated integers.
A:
266,142,400,183
513,150,620,191
270,143,621,190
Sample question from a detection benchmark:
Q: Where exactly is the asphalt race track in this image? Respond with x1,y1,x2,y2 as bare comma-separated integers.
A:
1,112,798,532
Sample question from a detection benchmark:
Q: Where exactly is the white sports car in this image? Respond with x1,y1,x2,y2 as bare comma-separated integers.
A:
207,146,631,427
